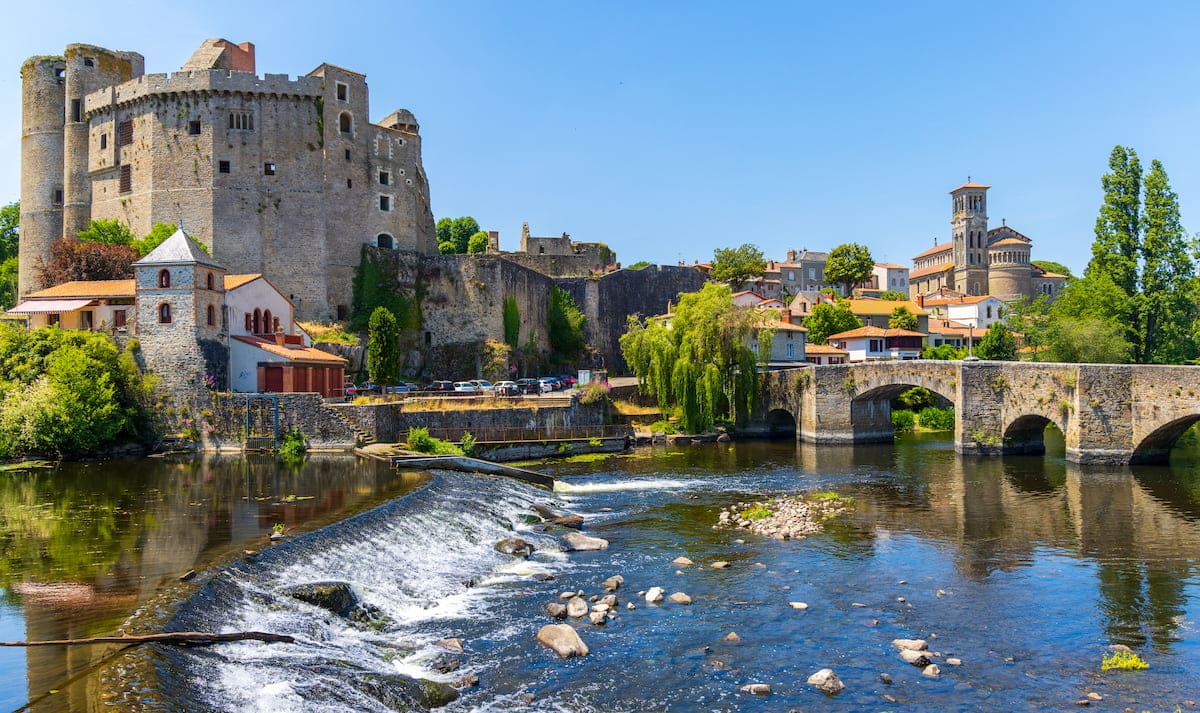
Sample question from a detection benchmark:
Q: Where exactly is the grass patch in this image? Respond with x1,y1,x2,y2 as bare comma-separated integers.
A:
611,399,662,416
562,452,618,464
647,420,679,434
406,427,463,455
1101,650,1148,671
740,505,773,520
400,397,547,412
299,320,360,346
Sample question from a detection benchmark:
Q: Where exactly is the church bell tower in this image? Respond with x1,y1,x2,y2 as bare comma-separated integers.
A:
950,180,989,296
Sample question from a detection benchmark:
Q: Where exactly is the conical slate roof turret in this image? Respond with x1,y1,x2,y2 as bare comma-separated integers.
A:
133,228,223,269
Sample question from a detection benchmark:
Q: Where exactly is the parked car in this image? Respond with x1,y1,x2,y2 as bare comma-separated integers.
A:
360,381,382,395
470,379,496,392
495,380,519,396
558,374,577,388
386,382,417,393
516,378,540,395
343,382,358,401
453,381,480,392
537,377,556,393
427,380,455,392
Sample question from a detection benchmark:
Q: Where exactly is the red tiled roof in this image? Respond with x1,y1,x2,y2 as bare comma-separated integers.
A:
232,335,348,364
909,262,955,280
912,242,953,261
827,326,927,340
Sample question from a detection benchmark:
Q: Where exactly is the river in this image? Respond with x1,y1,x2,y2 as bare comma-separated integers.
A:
2,432,1199,711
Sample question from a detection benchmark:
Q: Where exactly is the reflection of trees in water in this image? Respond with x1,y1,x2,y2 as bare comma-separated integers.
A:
1097,560,1190,651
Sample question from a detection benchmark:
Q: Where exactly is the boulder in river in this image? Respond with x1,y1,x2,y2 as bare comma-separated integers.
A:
900,649,932,666
436,638,464,654
672,556,694,566
806,668,845,695
550,515,584,530
723,631,741,642
532,504,561,520
588,611,607,626
739,683,771,695
562,532,609,551
645,587,665,603
536,624,589,658
602,575,624,592
668,592,692,605
495,538,534,557
545,603,567,619
922,663,941,677
892,638,928,652
566,596,589,618
789,601,809,610
281,581,358,617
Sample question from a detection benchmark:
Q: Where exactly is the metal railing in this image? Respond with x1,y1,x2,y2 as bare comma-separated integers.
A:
413,424,632,444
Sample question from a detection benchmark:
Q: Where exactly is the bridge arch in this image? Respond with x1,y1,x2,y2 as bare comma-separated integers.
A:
849,381,957,443
1131,415,1200,464
765,408,796,438
1002,414,1067,456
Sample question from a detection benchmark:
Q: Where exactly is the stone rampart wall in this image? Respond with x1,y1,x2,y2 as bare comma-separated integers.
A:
331,399,605,444
204,392,356,451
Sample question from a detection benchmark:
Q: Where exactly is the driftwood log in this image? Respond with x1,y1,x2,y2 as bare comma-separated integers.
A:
0,631,295,647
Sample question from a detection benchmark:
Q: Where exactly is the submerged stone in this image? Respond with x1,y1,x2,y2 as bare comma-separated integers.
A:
281,581,358,617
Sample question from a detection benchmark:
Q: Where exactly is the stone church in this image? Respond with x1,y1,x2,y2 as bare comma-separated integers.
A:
19,39,437,321
908,181,1067,302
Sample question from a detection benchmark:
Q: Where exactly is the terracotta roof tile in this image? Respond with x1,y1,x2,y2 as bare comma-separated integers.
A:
232,335,348,364
909,262,955,280
826,326,927,340
224,273,262,290
25,279,135,299
912,242,954,261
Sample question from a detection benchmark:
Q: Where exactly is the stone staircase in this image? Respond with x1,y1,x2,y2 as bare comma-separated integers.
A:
325,405,375,447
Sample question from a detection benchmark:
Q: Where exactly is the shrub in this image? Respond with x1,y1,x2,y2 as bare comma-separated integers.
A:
278,427,307,460
740,505,773,520
892,409,915,432
588,437,602,447
406,426,462,455
916,407,954,431
459,431,477,456
898,386,936,411
1101,650,1148,671
579,380,610,405
648,419,678,434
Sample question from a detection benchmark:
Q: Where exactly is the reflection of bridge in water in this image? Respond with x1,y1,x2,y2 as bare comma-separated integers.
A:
759,361,1200,464
790,441,1200,650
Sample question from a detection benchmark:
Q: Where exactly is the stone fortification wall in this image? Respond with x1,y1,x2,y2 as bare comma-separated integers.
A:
205,392,356,450
331,399,605,444
420,255,553,378
556,265,708,373
498,253,609,278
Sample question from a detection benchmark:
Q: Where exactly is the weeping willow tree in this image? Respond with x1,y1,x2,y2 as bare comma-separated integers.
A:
619,283,759,433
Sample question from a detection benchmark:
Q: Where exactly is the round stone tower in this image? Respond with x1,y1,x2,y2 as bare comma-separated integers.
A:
19,56,67,297
62,45,143,242
987,237,1033,301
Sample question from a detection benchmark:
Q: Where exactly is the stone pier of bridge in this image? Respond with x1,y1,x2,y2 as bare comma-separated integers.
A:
757,361,1200,465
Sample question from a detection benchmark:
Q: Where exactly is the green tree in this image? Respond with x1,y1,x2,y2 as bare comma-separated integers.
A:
898,386,937,410
0,202,18,261
802,300,862,344
976,322,1018,360
922,344,965,360
467,231,490,254
548,286,586,361
435,216,481,254
0,257,17,311
131,223,179,257
1046,272,1133,363
502,295,521,349
879,290,907,300
76,218,135,245
1087,146,1143,359
824,243,874,295
366,306,401,384
438,241,457,255
619,283,758,432
1140,160,1196,363
1031,260,1073,278
1003,295,1052,360
710,243,766,286
888,306,918,331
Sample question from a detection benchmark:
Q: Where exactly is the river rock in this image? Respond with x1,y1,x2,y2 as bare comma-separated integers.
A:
532,572,555,582
430,653,461,673
806,668,845,695
559,591,575,599
892,638,928,652
673,556,694,566
900,649,932,666
716,433,732,443
453,675,479,689
495,538,534,557
922,663,941,677
711,561,730,569
532,504,561,520
879,673,892,685
946,657,962,666
627,602,636,610
545,603,567,619
551,514,584,530
344,671,459,710
435,638,464,653
592,603,610,613
536,624,589,658
789,601,809,610
588,611,607,626
645,587,665,603
739,683,771,695
562,532,609,551
566,596,589,618
668,592,692,604
723,632,741,642
600,594,618,607
281,581,358,617
602,575,624,592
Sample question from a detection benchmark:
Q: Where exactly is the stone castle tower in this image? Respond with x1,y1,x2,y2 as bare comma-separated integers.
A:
19,39,437,320
950,181,989,296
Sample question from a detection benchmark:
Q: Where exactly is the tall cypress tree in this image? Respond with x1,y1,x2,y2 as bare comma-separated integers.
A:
1141,160,1196,363
1088,146,1143,359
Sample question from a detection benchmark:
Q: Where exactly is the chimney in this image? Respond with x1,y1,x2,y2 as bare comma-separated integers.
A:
274,332,286,347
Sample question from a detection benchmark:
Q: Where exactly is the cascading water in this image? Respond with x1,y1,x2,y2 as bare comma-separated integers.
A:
161,471,567,712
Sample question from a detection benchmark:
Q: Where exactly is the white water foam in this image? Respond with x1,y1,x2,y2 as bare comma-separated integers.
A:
553,478,690,493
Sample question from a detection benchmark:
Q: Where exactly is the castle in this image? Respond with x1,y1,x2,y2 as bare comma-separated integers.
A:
19,39,436,321
908,181,1066,301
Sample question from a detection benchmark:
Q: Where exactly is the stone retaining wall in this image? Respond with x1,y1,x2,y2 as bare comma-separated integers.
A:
331,399,605,444
203,392,356,451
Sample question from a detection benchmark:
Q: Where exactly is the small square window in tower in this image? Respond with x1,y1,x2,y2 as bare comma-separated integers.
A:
345,149,351,161
379,195,390,211
379,170,390,186
218,160,230,174
336,82,348,102
188,120,201,135
118,120,133,146
70,100,81,123
264,162,276,176
119,164,132,194
100,133,107,149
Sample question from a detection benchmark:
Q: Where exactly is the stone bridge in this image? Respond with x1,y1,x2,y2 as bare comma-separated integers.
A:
757,361,1200,464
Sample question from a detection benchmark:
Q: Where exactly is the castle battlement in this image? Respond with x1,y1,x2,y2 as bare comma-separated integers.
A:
84,70,322,115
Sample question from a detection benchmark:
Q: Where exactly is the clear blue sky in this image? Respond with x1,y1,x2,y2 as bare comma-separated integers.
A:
3,1,1199,275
